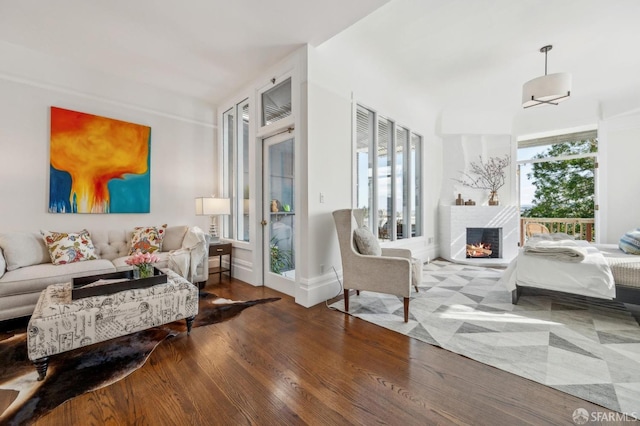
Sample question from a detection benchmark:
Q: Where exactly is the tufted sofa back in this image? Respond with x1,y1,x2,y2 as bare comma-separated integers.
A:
89,230,132,261
89,226,189,261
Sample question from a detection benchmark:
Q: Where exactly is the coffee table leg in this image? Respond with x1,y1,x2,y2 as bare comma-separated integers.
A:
185,316,195,335
34,357,49,381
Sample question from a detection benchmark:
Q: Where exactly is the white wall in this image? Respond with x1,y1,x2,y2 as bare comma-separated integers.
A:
305,38,441,305
440,135,513,207
304,80,353,303
0,43,216,234
598,112,640,243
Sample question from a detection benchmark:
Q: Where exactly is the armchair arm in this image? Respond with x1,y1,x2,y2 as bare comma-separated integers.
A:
343,253,412,298
381,248,412,259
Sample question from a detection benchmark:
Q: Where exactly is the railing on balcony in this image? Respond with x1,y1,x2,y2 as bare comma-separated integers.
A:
520,217,595,246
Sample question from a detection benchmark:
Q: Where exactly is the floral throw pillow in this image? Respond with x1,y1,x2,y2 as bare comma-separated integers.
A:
129,224,167,255
41,229,99,265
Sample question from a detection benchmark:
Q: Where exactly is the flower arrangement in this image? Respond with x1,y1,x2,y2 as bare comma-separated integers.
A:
125,251,159,278
454,155,510,205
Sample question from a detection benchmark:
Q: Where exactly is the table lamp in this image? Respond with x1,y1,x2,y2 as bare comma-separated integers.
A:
195,197,231,242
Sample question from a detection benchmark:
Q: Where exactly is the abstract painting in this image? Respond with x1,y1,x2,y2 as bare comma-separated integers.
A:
49,107,151,213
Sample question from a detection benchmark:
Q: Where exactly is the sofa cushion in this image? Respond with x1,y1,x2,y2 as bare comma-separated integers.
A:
0,232,51,271
0,259,116,298
619,228,640,255
162,225,188,251
41,229,100,265
353,226,382,256
129,224,167,254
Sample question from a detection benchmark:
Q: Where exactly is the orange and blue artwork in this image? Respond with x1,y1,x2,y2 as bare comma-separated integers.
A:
49,107,151,213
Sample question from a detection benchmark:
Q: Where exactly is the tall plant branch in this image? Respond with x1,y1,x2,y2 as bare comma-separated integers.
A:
454,155,510,193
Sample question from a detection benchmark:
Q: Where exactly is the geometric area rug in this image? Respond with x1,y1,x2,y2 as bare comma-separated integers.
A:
0,292,280,426
329,259,640,419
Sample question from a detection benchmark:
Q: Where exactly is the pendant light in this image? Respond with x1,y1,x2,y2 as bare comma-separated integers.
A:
522,45,571,108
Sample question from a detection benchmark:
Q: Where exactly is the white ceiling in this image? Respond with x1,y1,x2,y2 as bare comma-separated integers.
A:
0,0,389,105
2,0,640,113
334,0,640,113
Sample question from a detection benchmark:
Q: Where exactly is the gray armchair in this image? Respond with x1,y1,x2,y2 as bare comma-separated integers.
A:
332,209,419,322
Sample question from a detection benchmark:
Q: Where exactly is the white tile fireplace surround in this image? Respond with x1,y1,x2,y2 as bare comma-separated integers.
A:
439,205,519,267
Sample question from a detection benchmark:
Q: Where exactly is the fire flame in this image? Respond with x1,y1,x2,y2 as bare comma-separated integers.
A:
466,242,492,258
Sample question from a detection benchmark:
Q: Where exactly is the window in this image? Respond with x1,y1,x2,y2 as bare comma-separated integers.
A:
356,107,374,225
262,78,292,126
517,129,597,240
222,98,250,242
356,104,423,241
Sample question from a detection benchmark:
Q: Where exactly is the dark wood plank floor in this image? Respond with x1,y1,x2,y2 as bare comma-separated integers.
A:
35,275,619,426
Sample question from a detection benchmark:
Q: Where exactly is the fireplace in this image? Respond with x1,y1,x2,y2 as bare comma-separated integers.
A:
466,227,502,259
440,206,518,266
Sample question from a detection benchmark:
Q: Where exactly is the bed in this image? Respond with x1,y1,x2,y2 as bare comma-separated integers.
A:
501,235,640,304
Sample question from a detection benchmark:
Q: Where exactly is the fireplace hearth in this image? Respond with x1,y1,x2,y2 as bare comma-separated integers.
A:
466,227,502,259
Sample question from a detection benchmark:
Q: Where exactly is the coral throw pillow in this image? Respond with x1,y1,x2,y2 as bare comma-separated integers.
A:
129,224,167,254
41,229,99,265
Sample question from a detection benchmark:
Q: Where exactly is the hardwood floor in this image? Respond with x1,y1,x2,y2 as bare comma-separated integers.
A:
35,275,618,425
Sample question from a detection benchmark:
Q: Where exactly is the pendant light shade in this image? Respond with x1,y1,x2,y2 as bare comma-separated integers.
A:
522,45,571,108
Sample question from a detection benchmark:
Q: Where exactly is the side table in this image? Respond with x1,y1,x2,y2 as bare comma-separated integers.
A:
209,241,232,282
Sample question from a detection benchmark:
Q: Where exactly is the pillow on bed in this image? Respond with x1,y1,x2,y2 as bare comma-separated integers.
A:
619,228,640,255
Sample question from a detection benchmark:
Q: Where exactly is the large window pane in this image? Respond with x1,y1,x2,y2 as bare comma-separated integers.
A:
377,117,393,241
222,107,234,239
269,138,295,276
395,126,408,239
411,133,422,237
262,78,292,126
223,99,251,243
237,100,250,242
356,106,374,228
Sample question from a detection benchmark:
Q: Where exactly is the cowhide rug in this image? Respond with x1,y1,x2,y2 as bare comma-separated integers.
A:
0,292,279,425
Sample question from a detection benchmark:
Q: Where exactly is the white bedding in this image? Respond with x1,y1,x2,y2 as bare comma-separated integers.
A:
501,239,616,299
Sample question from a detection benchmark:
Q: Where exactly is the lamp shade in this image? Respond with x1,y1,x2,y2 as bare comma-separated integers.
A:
195,197,231,215
522,72,572,108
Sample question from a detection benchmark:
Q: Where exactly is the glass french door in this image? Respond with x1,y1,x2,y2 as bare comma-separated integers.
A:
262,132,295,296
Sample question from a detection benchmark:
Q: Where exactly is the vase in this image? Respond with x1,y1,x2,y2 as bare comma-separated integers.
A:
488,191,499,206
136,263,154,279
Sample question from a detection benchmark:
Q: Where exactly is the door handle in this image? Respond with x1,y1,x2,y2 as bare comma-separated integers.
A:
260,219,268,226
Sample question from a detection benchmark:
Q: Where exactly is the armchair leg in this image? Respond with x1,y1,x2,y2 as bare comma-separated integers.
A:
403,297,409,323
356,290,360,296
344,289,350,312
414,285,419,293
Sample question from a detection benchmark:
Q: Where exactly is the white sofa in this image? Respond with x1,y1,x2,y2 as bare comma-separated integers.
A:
0,225,208,321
